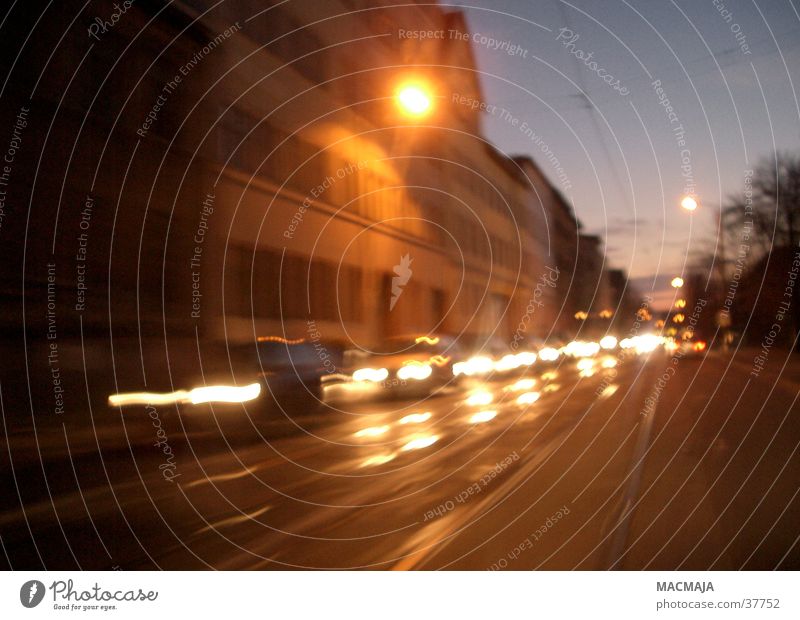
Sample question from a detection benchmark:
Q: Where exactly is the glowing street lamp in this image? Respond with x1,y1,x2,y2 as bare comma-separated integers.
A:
680,195,698,211
671,276,684,288
396,82,432,117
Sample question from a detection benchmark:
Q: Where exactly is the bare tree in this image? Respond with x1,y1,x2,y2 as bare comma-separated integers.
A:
714,151,800,347
723,152,800,256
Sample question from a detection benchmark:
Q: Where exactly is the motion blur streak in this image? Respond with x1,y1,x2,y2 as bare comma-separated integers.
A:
189,383,262,404
506,378,536,392
360,454,396,468
516,391,541,405
354,426,390,438
428,355,451,367
397,364,433,381
399,412,432,424
452,356,493,376
352,368,389,382
401,435,439,451
196,505,271,535
469,410,497,424
465,391,493,406
108,390,190,407
108,383,261,407
599,384,620,398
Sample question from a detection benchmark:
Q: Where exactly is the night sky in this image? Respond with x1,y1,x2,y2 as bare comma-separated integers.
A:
449,0,800,307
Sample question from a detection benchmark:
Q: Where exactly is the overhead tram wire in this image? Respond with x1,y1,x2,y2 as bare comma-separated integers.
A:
556,1,634,218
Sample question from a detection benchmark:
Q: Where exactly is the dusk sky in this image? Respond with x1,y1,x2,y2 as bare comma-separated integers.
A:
450,0,800,306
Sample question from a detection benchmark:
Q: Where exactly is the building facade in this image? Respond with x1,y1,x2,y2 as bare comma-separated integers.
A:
2,0,616,390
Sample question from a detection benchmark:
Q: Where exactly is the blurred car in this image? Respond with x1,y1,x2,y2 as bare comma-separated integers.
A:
673,338,708,359
107,336,343,438
323,335,464,403
207,337,346,436
249,338,342,411
452,337,540,382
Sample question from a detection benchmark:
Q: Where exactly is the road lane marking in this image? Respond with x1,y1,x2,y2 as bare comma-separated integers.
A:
604,363,662,569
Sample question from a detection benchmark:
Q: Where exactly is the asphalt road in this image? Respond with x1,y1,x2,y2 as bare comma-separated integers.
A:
2,346,799,570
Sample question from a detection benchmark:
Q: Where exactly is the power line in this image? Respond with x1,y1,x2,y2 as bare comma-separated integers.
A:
556,1,633,217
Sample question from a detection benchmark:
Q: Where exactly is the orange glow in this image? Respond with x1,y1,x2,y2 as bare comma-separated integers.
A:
397,363,432,381
675,299,687,308
505,378,536,392
399,412,431,424
681,196,698,211
538,348,560,362
673,313,685,324
465,391,493,407
396,83,432,117
415,336,440,345
693,341,707,351
354,425,390,438
404,356,449,370
452,356,493,377
109,390,190,407
352,367,389,382
188,384,262,404
516,391,540,405
469,410,497,424
599,384,619,398
256,335,305,344
401,435,439,451
600,336,617,350
428,354,451,367
665,339,679,352
108,383,261,407
360,453,396,467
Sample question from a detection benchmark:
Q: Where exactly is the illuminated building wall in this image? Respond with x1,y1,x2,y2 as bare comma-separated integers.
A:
1,0,605,360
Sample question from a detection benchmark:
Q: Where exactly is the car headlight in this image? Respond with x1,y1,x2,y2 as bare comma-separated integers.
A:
452,356,494,377
352,367,389,382
397,363,433,381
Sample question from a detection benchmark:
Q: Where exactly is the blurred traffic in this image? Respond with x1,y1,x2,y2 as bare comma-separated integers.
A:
106,331,691,436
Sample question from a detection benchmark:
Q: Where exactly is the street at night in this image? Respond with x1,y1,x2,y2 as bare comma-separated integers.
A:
3,343,799,570
1,0,800,616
